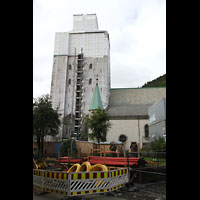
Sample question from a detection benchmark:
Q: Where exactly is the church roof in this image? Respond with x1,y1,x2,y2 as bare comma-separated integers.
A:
108,87,166,118
89,84,103,110
109,87,166,105
108,104,152,118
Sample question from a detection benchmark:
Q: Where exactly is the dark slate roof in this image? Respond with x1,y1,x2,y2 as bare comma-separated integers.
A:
108,88,166,118
108,104,152,117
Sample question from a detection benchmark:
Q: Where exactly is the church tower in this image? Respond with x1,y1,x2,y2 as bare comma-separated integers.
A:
50,14,110,141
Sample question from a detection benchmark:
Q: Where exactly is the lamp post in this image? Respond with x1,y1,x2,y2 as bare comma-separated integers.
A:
71,136,74,157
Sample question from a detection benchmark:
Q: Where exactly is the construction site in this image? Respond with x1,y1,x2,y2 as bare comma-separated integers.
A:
33,13,166,200
33,140,166,200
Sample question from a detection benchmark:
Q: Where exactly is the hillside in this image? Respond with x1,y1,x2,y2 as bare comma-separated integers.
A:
142,74,166,88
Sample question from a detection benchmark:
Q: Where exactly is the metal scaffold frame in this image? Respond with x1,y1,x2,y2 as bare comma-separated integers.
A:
74,52,84,139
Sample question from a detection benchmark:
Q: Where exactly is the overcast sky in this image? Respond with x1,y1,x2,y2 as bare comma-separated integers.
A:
33,0,166,98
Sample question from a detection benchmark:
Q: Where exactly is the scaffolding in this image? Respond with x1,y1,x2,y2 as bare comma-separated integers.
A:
74,53,84,139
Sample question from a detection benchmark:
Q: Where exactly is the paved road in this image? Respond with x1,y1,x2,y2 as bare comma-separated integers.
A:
33,192,127,200
33,193,57,200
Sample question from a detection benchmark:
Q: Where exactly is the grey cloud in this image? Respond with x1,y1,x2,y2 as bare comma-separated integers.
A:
33,0,166,98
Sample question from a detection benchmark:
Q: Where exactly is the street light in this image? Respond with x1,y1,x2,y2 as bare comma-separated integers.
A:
71,136,75,157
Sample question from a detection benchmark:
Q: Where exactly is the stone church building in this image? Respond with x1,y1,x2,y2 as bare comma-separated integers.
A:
47,14,166,151
107,87,166,149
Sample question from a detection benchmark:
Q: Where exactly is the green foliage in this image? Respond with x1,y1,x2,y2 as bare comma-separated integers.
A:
142,74,166,88
151,137,166,151
33,94,61,138
87,108,111,144
59,139,77,157
142,137,166,152
33,94,61,158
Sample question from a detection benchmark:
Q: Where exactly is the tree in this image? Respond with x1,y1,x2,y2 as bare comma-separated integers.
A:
87,108,111,145
33,94,61,158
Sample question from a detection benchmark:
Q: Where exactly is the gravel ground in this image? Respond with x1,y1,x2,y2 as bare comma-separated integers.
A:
33,183,166,200
116,184,166,200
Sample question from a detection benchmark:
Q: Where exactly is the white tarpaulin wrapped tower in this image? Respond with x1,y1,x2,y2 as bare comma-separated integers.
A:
50,14,110,141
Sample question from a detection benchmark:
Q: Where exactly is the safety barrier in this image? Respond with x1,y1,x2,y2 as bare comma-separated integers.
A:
33,168,129,197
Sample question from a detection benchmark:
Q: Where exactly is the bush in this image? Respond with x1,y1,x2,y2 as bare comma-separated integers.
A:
60,139,78,157
151,137,166,151
142,137,166,152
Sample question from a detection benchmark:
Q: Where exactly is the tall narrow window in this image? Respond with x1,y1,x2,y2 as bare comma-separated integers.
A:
89,63,92,69
144,124,149,139
68,79,71,85
77,85,81,91
69,64,72,70
89,78,92,85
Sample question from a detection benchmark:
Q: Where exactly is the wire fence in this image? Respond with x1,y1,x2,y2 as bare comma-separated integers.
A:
127,151,166,198
127,151,166,166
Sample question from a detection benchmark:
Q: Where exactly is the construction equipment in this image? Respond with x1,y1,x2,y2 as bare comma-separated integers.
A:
33,158,65,171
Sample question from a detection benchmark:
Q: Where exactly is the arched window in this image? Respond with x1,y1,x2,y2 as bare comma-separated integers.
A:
68,79,71,85
89,78,92,84
89,63,92,69
69,64,72,70
144,124,149,139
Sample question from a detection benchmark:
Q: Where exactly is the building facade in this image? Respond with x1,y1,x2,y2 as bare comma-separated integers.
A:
148,98,166,142
48,13,166,150
49,14,110,141
107,87,166,150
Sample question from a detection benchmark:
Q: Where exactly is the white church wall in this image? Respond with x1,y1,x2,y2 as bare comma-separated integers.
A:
107,119,149,150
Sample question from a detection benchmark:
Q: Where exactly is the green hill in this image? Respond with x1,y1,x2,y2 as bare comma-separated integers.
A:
142,74,166,88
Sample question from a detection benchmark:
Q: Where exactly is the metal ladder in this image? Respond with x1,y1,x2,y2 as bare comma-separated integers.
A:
74,53,84,139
